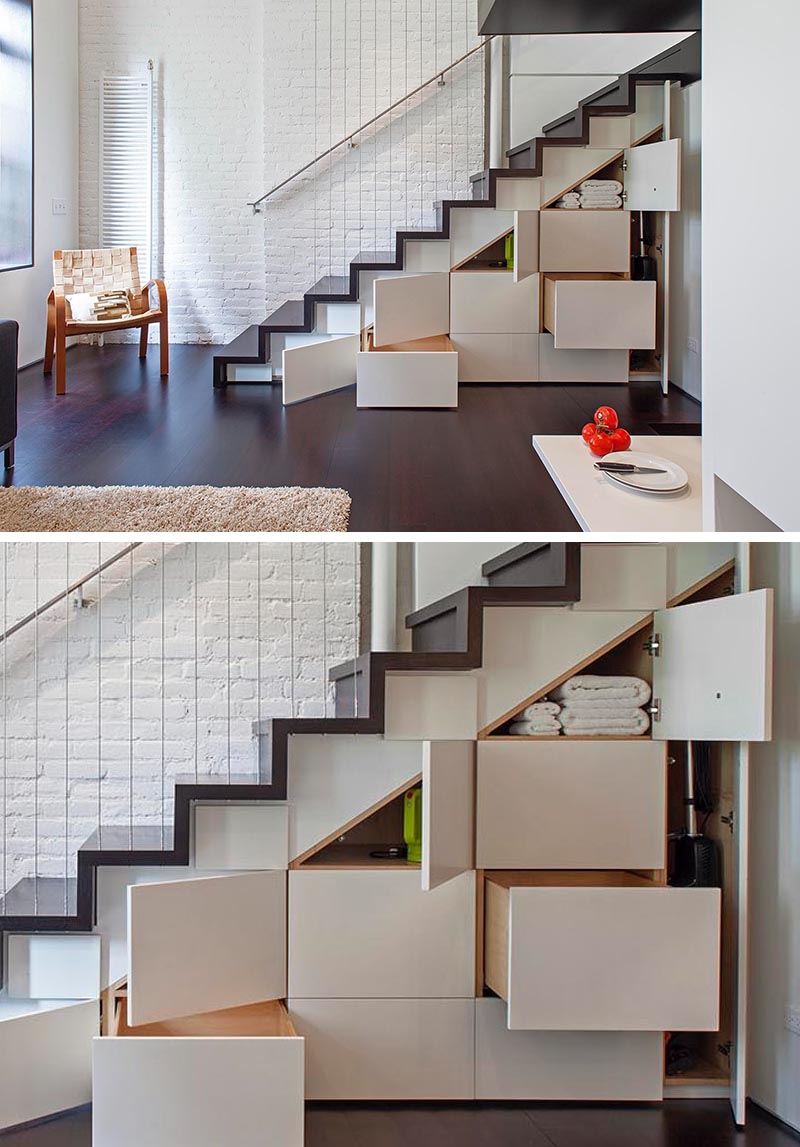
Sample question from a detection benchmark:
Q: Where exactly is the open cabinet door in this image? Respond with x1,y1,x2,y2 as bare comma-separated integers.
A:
372,273,450,347
127,872,287,1026
651,589,774,741
624,138,682,212
282,334,359,405
421,740,475,892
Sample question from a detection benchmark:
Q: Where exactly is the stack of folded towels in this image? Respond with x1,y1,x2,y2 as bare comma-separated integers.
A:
577,179,623,209
550,675,651,736
552,191,581,210
508,700,562,737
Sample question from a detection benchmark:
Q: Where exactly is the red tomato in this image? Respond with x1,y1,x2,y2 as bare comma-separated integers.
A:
610,427,631,452
581,423,596,444
594,405,619,431
588,432,615,457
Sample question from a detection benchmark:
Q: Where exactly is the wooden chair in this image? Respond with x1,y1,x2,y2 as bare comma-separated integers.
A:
44,247,168,394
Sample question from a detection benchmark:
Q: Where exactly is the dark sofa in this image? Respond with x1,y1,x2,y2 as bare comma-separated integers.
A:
0,319,18,468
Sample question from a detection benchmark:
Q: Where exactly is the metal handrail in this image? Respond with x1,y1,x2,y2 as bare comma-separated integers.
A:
0,543,142,645
249,34,494,213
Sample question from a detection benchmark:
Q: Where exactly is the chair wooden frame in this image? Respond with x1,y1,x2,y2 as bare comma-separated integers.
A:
44,247,168,394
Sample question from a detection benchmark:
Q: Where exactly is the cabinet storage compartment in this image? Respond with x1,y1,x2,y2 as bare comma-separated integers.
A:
450,333,539,383
288,869,476,999
543,276,656,350
356,331,458,408
475,998,664,1100
93,998,304,1147
476,740,666,870
289,997,475,1099
484,872,720,1031
538,333,629,383
539,210,631,274
450,271,540,335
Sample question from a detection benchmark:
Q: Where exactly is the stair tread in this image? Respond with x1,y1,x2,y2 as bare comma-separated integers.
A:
307,275,352,298
0,876,78,918
351,250,397,266
215,324,260,359
261,299,308,330
80,825,174,852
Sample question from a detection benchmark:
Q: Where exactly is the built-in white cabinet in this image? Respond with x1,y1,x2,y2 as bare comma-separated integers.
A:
475,999,664,1101
623,138,682,212
356,334,458,408
422,740,475,891
93,1000,304,1147
372,273,450,347
194,804,289,871
288,869,476,999
450,272,539,335
290,998,475,1100
127,872,287,1027
538,334,629,383
6,934,101,1000
451,333,539,383
485,875,721,1032
449,208,515,270
539,210,631,273
476,740,666,870
282,334,359,405
544,277,657,349
384,672,478,740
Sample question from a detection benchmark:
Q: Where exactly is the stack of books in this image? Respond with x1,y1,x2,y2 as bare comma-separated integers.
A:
92,291,131,320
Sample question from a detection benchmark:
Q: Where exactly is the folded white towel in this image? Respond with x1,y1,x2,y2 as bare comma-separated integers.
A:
560,706,649,727
561,712,650,737
509,718,561,736
554,198,581,209
551,675,652,705
579,179,623,194
555,697,645,713
518,701,561,719
579,195,623,209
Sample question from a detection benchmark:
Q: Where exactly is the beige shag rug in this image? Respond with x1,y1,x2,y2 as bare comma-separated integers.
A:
0,485,351,533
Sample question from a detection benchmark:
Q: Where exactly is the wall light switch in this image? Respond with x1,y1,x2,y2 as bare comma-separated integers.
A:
52,198,68,216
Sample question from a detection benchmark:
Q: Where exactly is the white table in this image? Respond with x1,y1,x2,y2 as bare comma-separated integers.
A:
532,435,703,532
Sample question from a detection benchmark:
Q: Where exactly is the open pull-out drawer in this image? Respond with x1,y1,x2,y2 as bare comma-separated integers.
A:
93,996,304,1147
543,275,656,350
485,872,720,1031
356,329,458,408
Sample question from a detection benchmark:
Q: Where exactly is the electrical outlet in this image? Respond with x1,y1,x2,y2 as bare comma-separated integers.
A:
52,198,67,216
687,337,699,355
784,1006,800,1037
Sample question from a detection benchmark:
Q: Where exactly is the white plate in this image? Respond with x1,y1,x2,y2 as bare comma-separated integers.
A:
599,451,688,493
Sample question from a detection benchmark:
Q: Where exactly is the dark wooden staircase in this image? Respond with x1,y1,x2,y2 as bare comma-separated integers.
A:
212,35,700,389
0,543,581,934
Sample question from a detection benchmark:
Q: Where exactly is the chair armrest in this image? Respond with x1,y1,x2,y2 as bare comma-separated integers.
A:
142,279,168,312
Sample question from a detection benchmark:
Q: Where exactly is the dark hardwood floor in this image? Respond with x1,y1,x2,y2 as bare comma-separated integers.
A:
9,345,701,531
3,1102,796,1146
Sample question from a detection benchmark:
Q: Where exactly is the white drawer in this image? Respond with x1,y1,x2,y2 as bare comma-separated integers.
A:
451,333,539,383
540,210,631,273
288,869,476,999
290,997,474,1099
450,271,540,334
477,740,666,870
475,998,663,1100
485,874,720,1031
544,277,656,349
93,999,304,1147
538,333,629,383
356,336,458,408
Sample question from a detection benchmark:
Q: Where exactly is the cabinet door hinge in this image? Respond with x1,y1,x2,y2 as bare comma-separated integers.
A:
648,698,661,723
643,633,661,656
718,1041,733,1059
721,809,735,835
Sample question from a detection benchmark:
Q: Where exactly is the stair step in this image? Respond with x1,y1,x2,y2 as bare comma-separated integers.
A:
80,825,174,853
307,275,352,299
217,324,261,360
261,299,308,331
351,250,397,267
0,877,78,918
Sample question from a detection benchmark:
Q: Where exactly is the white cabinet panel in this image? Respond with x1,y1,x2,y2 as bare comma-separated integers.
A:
282,334,358,405
576,542,668,610
540,210,631,273
505,885,720,1031
538,334,629,383
0,999,96,1132
449,207,514,268
476,741,666,870
546,278,656,349
373,273,450,346
624,138,682,211
514,210,540,281
93,1031,304,1147
384,672,478,740
422,740,475,891
127,872,286,1026
356,344,458,408
290,998,474,1099
475,999,663,1100
404,240,451,272
589,117,633,149
6,934,101,1000
194,805,289,871
495,178,542,210
288,869,475,999
652,589,773,741
450,271,539,334
451,333,539,383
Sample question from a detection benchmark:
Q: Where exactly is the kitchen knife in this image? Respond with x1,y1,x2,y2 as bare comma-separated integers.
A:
594,462,669,474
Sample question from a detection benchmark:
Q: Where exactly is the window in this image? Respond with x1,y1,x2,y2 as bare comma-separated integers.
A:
0,0,33,272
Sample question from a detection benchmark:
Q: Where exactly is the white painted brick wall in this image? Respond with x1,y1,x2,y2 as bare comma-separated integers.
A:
78,0,484,344
0,542,360,890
